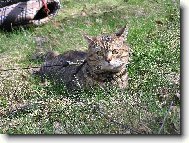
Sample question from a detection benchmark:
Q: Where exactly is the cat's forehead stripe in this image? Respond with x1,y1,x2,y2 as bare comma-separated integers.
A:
101,35,112,42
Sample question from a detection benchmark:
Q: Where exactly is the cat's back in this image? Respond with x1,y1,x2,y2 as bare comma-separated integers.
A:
45,50,87,63
39,50,87,83
61,50,87,61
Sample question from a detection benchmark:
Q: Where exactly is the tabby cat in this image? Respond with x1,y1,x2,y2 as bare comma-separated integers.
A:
38,26,130,91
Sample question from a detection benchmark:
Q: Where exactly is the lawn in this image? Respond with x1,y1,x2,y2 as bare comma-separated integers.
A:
0,0,180,134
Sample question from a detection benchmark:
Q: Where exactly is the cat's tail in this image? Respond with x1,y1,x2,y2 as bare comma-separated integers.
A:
32,50,59,79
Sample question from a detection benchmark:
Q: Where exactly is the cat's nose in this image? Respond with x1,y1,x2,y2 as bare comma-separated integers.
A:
105,52,112,63
105,56,112,63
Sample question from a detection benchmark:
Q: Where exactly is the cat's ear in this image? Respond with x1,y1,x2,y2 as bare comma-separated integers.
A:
83,34,94,44
115,25,128,41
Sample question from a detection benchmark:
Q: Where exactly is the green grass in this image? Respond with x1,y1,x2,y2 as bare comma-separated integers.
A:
0,0,180,134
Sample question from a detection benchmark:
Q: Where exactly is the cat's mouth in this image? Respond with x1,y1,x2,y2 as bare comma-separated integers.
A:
100,61,125,72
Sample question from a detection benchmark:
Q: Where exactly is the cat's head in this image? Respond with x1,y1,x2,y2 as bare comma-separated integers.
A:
84,26,129,73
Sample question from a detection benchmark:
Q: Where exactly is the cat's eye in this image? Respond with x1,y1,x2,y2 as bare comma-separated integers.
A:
112,49,119,54
96,51,103,56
